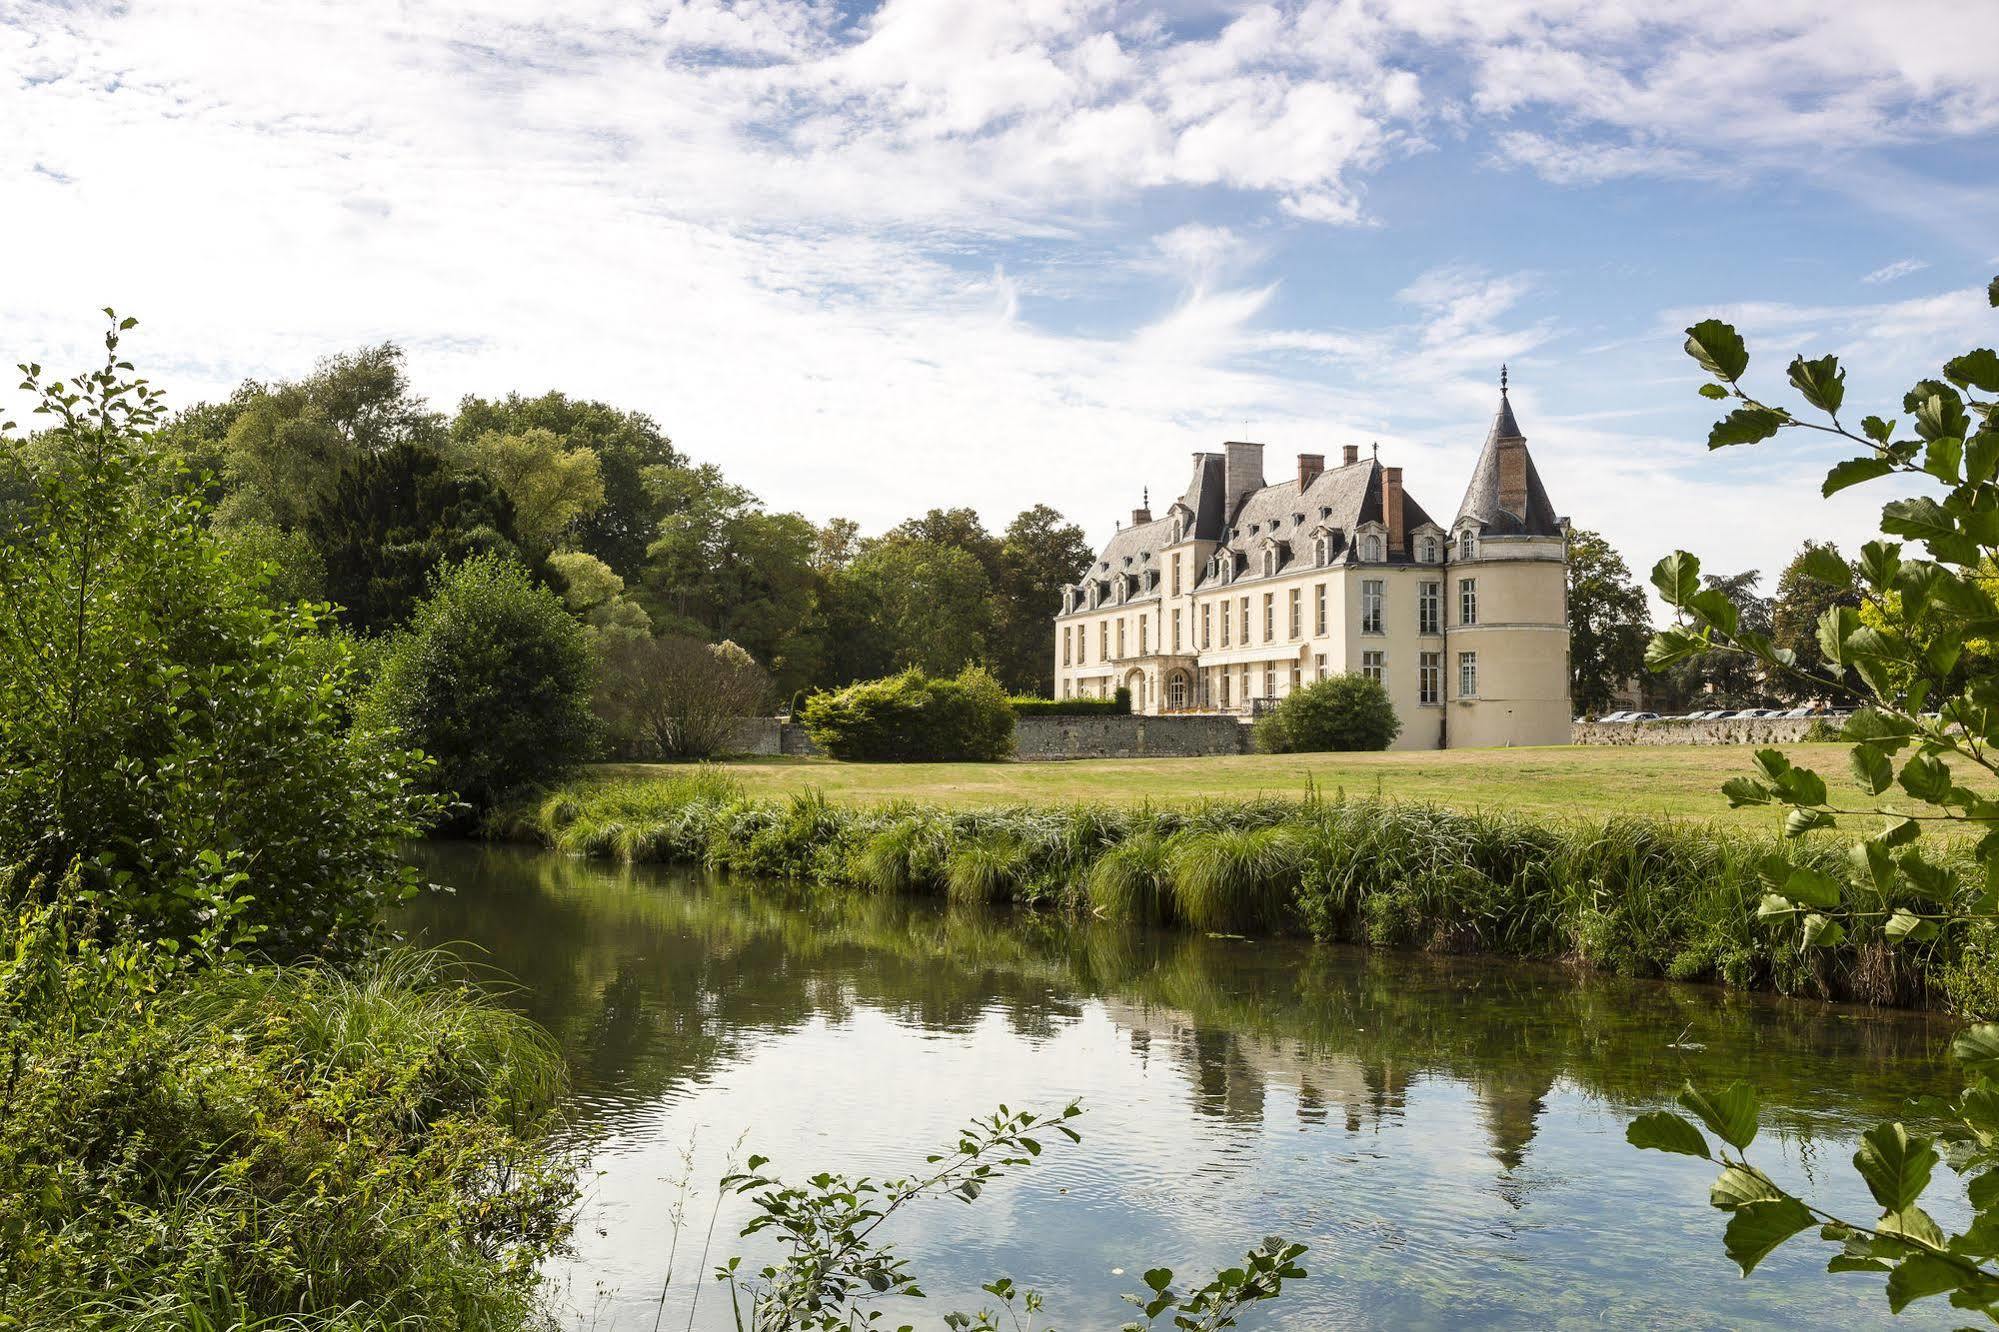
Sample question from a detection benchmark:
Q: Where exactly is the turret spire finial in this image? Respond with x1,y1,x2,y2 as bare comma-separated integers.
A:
1143,485,1149,508
1500,363,1509,394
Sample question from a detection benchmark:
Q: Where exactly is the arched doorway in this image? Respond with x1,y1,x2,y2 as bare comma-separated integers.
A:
1165,670,1191,711
1123,667,1147,713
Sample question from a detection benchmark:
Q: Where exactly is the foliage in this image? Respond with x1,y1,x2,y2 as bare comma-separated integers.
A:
829,538,995,680
547,548,652,641
801,667,1016,762
595,633,772,760
306,442,533,634
708,1102,1302,1332
995,504,1094,696
1252,673,1400,753
451,389,681,580
0,888,574,1329
640,463,825,695
1566,527,1651,715
1639,280,1999,1316
366,553,598,820
1770,539,1863,698
0,314,437,957
449,426,604,552
1008,691,1130,716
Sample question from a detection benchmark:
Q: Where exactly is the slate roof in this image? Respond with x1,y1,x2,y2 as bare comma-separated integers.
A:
1452,389,1562,538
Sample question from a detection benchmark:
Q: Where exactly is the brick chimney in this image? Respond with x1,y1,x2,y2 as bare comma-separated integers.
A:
1223,441,1265,511
1382,466,1405,556
1497,439,1528,517
1131,505,1152,525
1341,444,1360,466
1296,453,1324,489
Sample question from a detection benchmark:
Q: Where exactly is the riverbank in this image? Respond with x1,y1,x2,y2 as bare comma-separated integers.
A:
500,769,1988,1011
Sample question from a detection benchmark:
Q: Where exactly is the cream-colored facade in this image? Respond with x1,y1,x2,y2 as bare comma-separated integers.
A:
1053,381,1571,749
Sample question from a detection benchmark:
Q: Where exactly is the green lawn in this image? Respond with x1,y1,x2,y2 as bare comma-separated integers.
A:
597,744,1873,828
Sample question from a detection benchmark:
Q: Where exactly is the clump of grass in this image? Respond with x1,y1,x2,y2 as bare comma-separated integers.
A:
1167,825,1304,933
1085,831,1175,923
945,835,1034,905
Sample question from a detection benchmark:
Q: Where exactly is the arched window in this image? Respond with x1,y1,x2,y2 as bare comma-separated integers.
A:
1363,535,1382,562
1262,550,1276,577
1168,674,1188,710
1421,536,1438,563
1458,530,1476,561
1315,537,1328,566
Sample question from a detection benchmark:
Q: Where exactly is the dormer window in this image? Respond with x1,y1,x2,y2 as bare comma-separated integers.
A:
1458,530,1476,561
1262,550,1277,577
1314,537,1328,566
1362,535,1382,562
1420,536,1439,564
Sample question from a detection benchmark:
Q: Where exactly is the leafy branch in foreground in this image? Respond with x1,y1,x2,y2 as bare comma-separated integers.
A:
710,1102,1304,1331
1634,275,1999,1318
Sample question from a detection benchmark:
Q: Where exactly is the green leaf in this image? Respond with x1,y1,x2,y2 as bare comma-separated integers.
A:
1723,1197,1815,1275
1722,777,1773,807
1850,745,1893,796
1651,551,1702,607
1862,415,1896,444
1698,382,1730,399
1945,349,1999,393
1144,1268,1173,1292
1882,497,1956,548
1757,892,1800,919
1627,1111,1712,1159
1780,866,1843,909
1686,587,1740,637
1645,626,1706,671
1898,753,1953,803
1787,354,1845,414
1800,914,1844,950
1709,407,1788,450
1989,275,1998,309
1785,807,1836,838
1854,1123,1938,1213
1857,540,1904,590
1925,434,1964,484
1885,909,1938,942
1685,320,1749,381
1679,1081,1759,1150
1885,1253,1966,1313
1796,545,1854,589
1710,1163,1784,1210
1950,1024,1999,1077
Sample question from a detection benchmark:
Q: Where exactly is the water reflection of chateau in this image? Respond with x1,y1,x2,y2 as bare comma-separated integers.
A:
1101,999,1553,1177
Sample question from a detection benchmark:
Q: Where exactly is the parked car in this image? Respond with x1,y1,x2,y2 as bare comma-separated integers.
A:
1627,711,1661,722
1596,711,1633,723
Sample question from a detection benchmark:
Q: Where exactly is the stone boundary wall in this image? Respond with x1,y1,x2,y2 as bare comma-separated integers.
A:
1574,717,1821,746
723,716,1247,761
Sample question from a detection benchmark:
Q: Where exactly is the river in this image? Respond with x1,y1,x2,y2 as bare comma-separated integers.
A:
406,842,1964,1330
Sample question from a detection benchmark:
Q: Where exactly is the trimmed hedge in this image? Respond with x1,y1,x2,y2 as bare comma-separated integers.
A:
1009,687,1130,717
800,666,1015,761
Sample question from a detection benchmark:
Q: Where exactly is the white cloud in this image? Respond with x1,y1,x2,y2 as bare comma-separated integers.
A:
1861,258,1930,285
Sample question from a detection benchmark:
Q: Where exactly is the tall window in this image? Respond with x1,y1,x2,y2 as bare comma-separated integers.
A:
1262,593,1274,642
1458,530,1476,561
1289,662,1301,690
1362,650,1384,683
1202,603,1212,648
1458,651,1478,698
1117,618,1127,657
1459,578,1478,627
1419,580,1440,635
1315,583,1327,636
1288,587,1301,639
1314,537,1328,566
1063,679,1072,698
1219,670,1231,706
1062,626,1072,666
1172,608,1182,652
1171,555,1182,596
1221,600,1231,647
1241,663,1251,700
1363,535,1382,562
1240,597,1250,645
1138,614,1148,655
1419,651,1440,705
1262,662,1275,697
1421,536,1438,563
1099,621,1108,658
1361,579,1384,634
1314,652,1327,679
1168,674,1187,709
1263,549,1276,577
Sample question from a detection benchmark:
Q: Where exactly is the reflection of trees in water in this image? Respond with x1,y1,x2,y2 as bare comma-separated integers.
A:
406,843,1959,1174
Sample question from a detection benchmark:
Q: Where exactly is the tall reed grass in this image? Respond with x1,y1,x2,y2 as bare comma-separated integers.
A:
504,770,1965,1007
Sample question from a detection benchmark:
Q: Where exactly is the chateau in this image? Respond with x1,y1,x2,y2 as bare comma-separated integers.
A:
1053,376,1571,749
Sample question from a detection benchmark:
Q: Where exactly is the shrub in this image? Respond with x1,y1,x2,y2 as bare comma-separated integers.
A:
1008,692,1130,717
1167,826,1305,933
366,553,599,821
0,316,436,957
801,666,1015,761
1253,674,1400,753
0,889,575,1328
595,633,772,759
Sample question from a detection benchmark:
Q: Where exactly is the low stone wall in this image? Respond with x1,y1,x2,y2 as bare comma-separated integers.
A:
1013,714,1248,760
723,715,1246,761
1574,717,1820,746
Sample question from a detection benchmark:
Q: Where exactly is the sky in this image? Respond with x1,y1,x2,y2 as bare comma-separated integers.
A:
4,0,1999,594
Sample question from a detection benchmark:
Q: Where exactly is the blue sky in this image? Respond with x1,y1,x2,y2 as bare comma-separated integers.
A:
4,0,1997,594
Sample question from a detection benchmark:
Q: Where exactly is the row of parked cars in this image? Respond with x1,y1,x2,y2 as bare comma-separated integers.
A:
1583,706,1846,724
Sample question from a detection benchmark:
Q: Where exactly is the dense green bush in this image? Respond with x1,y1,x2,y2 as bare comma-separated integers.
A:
1252,674,1400,753
0,317,436,957
800,666,1014,761
367,553,599,821
1008,688,1130,717
510,775,1968,1007
0,884,574,1328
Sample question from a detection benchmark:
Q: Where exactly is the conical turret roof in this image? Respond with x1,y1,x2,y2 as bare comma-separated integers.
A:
1453,374,1562,538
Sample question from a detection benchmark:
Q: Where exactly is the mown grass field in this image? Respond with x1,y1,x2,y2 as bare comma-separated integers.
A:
596,744,1869,828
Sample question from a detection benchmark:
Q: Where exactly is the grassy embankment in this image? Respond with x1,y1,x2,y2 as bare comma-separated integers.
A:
504,750,1999,1012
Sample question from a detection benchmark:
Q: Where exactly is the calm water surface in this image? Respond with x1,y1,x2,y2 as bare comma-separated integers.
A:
406,843,1965,1330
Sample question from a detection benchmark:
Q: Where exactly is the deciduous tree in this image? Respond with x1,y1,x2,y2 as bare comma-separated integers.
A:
1566,527,1650,716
